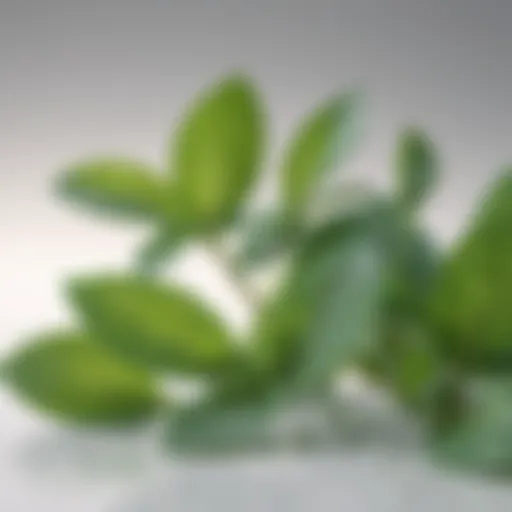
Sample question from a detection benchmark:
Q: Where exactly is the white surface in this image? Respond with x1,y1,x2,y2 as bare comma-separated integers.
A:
2,380,512,511
2,414,512,512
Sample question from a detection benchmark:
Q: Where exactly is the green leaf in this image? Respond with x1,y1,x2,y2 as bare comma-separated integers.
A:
170,73,264,229
395,128,438,213
250,276,312,383
165,350,286,455
251,214,372,384
297,206,373,276
55,158,169,222
208,361,274,407
254,208,381,388
280,90,363,217
383,221,441,317
293,234,385,390
2,331,160,425
166,385,328,456
429,168,512,367
372,320,443,411
299,199,438,317
67,274,239,375
433,377,512,476
319,199,440,314
360,212,443,411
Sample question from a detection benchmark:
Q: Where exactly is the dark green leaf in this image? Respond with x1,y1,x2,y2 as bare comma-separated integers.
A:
280,90,363,217
170,73,264,229
433,377,512,476
395,128,438,213
429,168,512,367
2,331,160,425
371,320,443,412
428,372,467,438
55,158,169,222
250,276,312,383
360,212,443,411
301,199,438,318
384,222,441,317
298,206,373,275
208,361,275,407
315,199,440,315
67,274,239,375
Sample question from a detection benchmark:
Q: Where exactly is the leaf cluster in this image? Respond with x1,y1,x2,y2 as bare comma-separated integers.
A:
4,73,512,477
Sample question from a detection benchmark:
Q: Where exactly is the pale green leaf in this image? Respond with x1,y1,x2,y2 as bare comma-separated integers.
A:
170,73,264,229
67,274,239,375
395,128,438,213
55,158,169,222
2,331,160,425
167,399,277,456
280,90,363,216
293,234,385,390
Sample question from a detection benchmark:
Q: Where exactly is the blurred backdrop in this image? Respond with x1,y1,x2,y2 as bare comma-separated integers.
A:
1,1,511,510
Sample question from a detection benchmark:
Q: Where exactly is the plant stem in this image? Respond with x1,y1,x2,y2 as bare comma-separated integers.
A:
206,238,260,311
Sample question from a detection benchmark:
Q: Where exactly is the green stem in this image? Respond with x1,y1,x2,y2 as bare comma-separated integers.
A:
206,237,261,311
